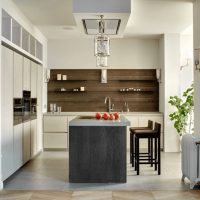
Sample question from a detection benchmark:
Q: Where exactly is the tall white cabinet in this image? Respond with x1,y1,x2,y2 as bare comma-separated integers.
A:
23,121,31,164
13,124,23,171
13,52,23,98
1,46,14,181
23,57,31,91
1,45,43,182
31,61,37,98
37,66,43,152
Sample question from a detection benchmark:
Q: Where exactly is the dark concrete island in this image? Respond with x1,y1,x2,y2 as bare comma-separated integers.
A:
69,116,130,183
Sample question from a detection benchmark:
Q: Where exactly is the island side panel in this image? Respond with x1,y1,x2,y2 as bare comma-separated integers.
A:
69,126,127,183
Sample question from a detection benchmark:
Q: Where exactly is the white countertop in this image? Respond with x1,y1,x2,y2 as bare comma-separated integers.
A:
43,112,163,116
69,116,131,126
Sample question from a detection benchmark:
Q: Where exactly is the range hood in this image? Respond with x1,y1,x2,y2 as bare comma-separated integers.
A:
73,0,131,37
82,19,121,35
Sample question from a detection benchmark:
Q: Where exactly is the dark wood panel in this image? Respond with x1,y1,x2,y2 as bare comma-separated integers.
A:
69,126,127,183
48,69,159,112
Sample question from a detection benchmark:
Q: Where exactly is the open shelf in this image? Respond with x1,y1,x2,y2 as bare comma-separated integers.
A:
49,80,87,82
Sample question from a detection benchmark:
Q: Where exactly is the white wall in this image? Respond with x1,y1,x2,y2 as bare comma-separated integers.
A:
180,34,193,96
47,38,159,69
0,0,47,189
193,0,200,136
158,36,165,113
158,34,181,152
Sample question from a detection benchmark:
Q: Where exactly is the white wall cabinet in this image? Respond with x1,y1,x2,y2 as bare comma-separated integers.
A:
23,57,31,91
37,65,43,152
1,46,14,181
13,52,23,98
13,124,23,171
31,119,37,158
31,61,37,98
23,121,31,164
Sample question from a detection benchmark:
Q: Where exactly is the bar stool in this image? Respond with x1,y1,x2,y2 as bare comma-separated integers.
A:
134,122,161,175
129,120,153,167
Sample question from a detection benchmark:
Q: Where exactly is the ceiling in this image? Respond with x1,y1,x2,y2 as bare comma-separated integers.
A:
12,0,193,39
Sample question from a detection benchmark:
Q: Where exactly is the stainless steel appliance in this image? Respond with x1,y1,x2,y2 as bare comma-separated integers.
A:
13,98,24,125
31,98,37,120
23,90,31,122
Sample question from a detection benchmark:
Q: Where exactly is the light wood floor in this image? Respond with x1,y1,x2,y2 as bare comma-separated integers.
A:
0,190,200,200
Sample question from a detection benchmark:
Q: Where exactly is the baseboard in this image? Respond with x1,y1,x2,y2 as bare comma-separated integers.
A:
0,180,3,190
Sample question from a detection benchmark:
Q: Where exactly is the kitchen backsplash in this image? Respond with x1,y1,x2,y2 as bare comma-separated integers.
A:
48,69,159,112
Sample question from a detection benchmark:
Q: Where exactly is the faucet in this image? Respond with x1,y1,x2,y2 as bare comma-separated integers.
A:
104,97,114,113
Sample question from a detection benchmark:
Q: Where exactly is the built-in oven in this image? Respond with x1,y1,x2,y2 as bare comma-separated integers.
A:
13,98,24,125
31,98,37,120
23,90,31,122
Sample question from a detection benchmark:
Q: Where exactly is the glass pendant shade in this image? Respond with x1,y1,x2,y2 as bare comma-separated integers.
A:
96,56,108,67
94,36,110,57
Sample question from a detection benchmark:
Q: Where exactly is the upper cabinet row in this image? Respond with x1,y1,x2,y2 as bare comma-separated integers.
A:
1,9,43,61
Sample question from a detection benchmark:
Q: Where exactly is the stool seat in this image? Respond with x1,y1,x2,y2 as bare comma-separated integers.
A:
130,127,151,133
134,130,159,138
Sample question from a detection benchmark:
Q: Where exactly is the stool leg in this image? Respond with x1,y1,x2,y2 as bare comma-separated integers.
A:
134,136,137,171
155,137,157,171
150,138,153,167
136,137,140,175
158,136,161,175
130,132,133,164
132,134,135,167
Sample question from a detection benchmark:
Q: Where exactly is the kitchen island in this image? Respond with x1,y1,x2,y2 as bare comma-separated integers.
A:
69,116,130,183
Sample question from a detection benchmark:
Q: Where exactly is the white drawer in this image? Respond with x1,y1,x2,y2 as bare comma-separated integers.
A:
43,116,68,132
43,133,67,149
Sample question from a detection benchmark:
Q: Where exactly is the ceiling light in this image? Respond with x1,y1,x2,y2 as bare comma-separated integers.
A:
96,56,108,67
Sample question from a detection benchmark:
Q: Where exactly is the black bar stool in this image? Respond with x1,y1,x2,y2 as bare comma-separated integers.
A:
129,120,153,167
134,122,161,175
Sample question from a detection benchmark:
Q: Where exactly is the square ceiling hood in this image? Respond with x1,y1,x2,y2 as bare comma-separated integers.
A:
82,19,121,35
73,0,131,37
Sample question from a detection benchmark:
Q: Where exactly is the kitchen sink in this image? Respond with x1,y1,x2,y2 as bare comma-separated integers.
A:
78,116,96,119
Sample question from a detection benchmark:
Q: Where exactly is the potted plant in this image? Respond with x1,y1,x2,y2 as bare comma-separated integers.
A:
168,84,194,137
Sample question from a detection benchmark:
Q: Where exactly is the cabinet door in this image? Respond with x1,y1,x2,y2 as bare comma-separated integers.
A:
23,57,31,91
31,61,37,98
13,52,23,98
1,46,14,180
37,65,43,152
31,119,37,158
23,121,31,164
14,124,23,171
43,116,68,132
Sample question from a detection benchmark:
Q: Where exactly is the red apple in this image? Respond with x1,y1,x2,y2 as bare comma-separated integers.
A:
103,113,110,120
114,112,120,120
109,114,114,120
95,112,102,120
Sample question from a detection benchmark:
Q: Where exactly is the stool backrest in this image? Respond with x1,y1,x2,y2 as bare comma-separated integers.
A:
154,122,161,134
147,120,153,129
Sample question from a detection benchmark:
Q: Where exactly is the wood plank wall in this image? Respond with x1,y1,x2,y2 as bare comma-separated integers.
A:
48,69,159,112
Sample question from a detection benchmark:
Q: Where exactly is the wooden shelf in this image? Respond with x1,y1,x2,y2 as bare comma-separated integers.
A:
119,90,155,93
53,90,86,93
49,80,87,82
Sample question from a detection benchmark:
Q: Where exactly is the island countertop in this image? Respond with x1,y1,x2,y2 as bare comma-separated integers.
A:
69,115,131,126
